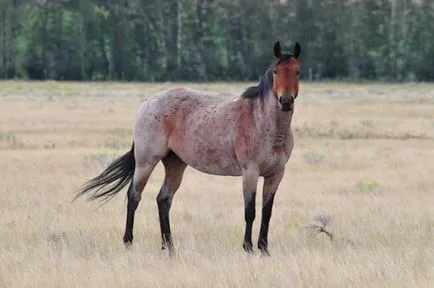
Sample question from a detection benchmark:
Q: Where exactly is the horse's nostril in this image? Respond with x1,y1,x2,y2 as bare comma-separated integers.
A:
280,97,293,106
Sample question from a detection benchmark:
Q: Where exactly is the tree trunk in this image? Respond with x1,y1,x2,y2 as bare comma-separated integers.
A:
10,1,19,78
388,0,397,79
41,3,48,79
79,0,87,80
0,7,5,78
175,0,182,70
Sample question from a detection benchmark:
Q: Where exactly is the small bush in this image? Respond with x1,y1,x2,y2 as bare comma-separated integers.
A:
360,119,375,129
355,180,382,195
83,152,118,167
301,210,333,240
0,131,25,149
302,150,326,165
103,138,123,150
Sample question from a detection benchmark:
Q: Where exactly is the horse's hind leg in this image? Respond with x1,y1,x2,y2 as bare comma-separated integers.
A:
157,151,187,253
123,158,159,246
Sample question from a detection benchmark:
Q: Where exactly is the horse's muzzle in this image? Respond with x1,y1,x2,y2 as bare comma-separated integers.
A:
279,96,294,112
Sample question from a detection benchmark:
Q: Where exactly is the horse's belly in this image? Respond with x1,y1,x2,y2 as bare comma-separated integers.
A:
170,139,242,176
188,160,242,176
176,148,242,176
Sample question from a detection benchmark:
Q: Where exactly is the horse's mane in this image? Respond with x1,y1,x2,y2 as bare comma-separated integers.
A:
241,53,293,100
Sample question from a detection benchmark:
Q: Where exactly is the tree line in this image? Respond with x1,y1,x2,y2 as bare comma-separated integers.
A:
0,0,433,82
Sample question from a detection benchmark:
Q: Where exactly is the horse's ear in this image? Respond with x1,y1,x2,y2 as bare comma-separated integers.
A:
293,42,301,59
274,41,282,59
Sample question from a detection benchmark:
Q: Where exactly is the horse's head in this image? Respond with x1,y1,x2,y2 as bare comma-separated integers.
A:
272,41,301,112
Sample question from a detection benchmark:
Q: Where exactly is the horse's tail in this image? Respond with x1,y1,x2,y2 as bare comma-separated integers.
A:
74,143,135,203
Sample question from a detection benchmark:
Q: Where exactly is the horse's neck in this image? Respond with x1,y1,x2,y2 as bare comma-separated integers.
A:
262,95,293,146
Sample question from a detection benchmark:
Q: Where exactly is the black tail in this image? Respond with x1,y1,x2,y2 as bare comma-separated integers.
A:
74,143,135,203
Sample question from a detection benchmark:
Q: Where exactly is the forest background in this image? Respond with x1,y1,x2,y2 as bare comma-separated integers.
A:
0,0,433,82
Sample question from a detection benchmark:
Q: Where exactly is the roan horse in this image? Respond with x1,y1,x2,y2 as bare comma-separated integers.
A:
75,41,301,255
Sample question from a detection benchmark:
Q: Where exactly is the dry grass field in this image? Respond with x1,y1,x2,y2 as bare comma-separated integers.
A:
1,80,434,287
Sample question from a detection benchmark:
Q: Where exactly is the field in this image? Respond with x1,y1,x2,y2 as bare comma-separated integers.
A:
1,81,433,287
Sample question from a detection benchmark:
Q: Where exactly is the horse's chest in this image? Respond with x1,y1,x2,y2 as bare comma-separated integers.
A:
257,132,294,175
257,146,291,175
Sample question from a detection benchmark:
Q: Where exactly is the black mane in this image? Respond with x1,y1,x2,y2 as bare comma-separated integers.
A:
241,53,293,100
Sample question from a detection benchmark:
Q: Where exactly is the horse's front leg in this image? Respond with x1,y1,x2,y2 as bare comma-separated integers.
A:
241,167,260,253
258,169,285,255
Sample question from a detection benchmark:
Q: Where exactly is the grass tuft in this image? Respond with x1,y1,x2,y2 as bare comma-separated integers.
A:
355,180,382,195
0,131,25,149
82,152,118,167
302,150,326,165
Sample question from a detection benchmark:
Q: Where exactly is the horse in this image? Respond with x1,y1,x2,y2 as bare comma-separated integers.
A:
75,41,301,255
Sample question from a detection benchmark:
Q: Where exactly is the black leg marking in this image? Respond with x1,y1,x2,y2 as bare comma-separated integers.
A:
123,185,139,246
157,190,173,252
157,151,186,255
258,194,275,255
243,193,256,253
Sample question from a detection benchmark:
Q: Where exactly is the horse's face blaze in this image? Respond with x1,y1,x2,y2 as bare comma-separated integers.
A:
272,41,301,112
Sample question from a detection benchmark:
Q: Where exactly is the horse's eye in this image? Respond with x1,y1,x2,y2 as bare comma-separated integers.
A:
296,70,300,76
273,69,277,76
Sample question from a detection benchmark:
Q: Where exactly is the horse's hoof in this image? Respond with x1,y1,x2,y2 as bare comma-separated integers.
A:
161,241,173,251
123,232,133,242
161,245,175,257
259,248,270,256
258,243,270,256
123,234,133,248
243,242,254,254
